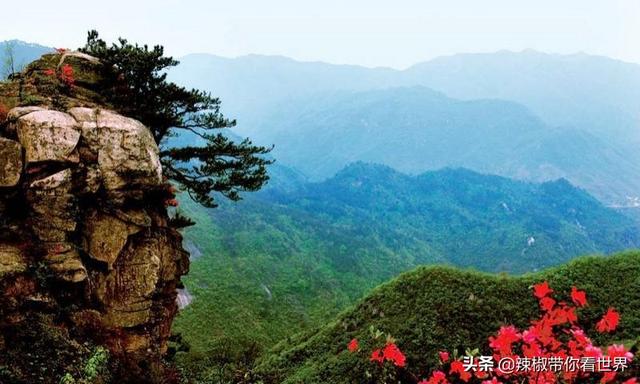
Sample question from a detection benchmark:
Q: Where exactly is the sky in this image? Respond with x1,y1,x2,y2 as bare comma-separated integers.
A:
1,0,639,69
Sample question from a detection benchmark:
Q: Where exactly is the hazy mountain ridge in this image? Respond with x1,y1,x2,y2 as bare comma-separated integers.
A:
251,86,640,204
168,50,640,205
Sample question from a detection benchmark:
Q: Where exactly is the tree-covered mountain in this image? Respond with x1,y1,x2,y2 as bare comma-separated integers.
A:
168,52,640,205
173,163,640,367
253,251,640,383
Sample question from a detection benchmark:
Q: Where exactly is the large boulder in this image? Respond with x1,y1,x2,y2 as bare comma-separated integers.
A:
68,107,162,190
82,211,143,269
15,110,80,163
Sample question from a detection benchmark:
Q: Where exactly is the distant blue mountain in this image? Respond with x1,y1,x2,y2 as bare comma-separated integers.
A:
168,51,640,205
253,86,640,204
0,40,52,78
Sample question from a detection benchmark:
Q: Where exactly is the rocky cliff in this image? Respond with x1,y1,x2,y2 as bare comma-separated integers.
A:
0,52,189,383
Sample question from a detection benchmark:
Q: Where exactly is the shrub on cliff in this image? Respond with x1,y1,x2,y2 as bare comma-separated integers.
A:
80,31,273,208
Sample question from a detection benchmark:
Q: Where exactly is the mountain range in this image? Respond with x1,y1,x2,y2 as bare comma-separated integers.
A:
167,50,640,206
173,163,640,363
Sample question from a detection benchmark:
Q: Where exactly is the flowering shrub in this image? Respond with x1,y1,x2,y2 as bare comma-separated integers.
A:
60,64,75,88
42,64,75,89
347,283,638,383
164,183,180,207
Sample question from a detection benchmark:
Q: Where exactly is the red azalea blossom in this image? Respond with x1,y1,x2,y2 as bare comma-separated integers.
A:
533,281,553,298
539,296,556,312
489,325,521,355
607,344,633,362
450,360,471,382
60,64,75,87
351,283,636,384
43,68,55,76
370,349,384,364
570,286,587,307
597,307,620,333
420,370,446,384
382,342,406,367
347,338,359,352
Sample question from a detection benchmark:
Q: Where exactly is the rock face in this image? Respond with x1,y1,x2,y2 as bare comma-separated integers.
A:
0,137,22,187
0,60,189,383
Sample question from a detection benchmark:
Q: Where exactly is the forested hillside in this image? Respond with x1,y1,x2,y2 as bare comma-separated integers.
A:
173,163,640,367
254,251,640,383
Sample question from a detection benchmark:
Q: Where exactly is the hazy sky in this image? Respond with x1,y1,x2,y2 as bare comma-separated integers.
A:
1,0,638,69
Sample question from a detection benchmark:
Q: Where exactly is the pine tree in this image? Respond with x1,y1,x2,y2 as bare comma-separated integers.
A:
81,30,273,208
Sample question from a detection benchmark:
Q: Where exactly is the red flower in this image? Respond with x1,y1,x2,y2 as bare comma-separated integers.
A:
622,379,638,384
539,296,556,312
421,370,446,384
438,351,449,363
570,286,587,307
489,325,521,355
43,68,55,76
164,198,179,207
382,343,406,367
450,360,471,382
60,64,75,87
596,307,620,333
533,281,553,298
370,349,384,364
607,344,633,362
347,338,359,353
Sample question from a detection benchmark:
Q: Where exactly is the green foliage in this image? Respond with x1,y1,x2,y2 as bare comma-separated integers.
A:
0,315,111,384
80,30,272,207
59,373,75,384
173,164,640,381
57,347,109,384
82,347,109,381
254,251,640,383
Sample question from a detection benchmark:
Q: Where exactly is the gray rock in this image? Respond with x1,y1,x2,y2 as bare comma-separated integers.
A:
82,211,142,269
30,169,72,190
68,108,162,190
45,248,87,283
15,110,80,163
0,137,22,187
